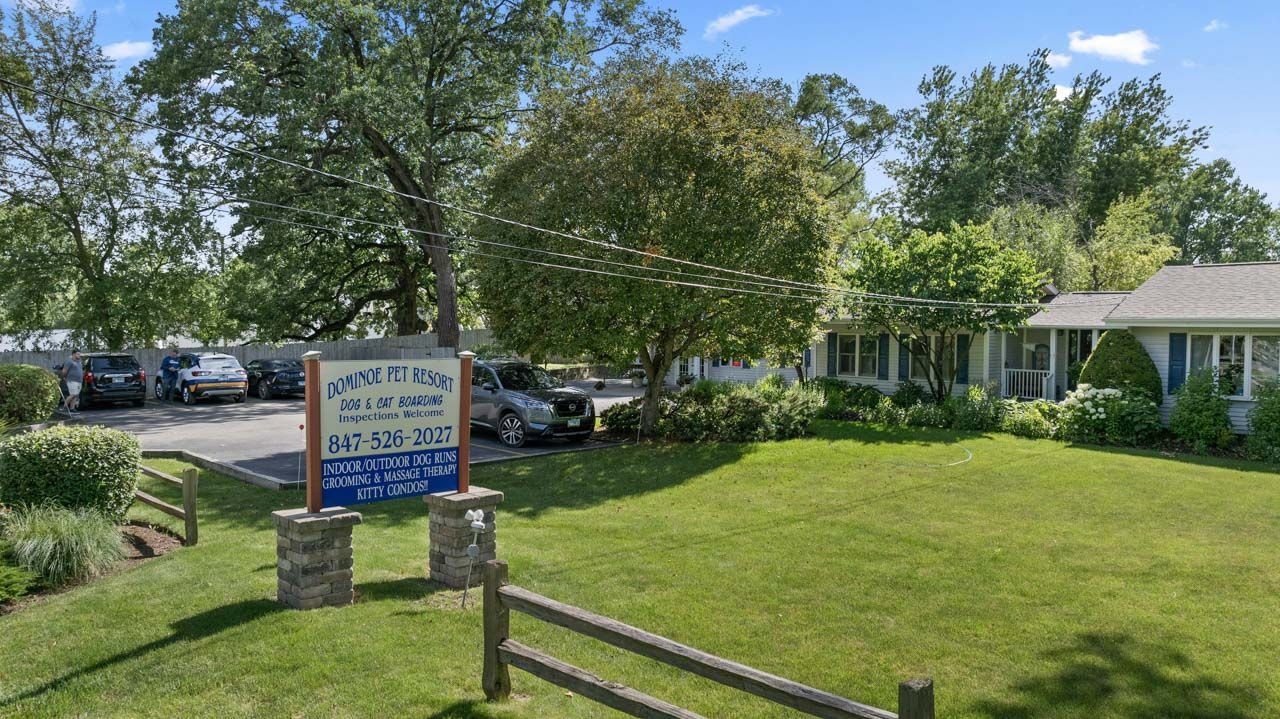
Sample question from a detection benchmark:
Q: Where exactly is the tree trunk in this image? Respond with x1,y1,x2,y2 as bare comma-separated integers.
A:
637,345,673,437
393,253,420,337
793,363,806,385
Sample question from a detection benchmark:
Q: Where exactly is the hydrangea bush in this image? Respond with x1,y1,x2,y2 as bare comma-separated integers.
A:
1059,384,1161,446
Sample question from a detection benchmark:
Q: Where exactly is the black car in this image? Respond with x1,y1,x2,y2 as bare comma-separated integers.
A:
78,353,146,408
245,358,307,399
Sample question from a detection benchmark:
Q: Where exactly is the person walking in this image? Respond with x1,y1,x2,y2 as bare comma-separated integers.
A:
61,349,84,415
160,348,181,401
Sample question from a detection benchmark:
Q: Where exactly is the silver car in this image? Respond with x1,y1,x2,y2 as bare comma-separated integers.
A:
471,360,595,448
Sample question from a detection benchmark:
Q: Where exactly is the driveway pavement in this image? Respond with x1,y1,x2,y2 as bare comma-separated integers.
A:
84,380,641,488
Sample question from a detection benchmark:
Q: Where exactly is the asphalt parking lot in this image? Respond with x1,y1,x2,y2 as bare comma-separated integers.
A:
84,380,642,488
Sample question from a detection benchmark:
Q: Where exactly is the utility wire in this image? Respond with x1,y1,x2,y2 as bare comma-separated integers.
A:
0,76,1103,311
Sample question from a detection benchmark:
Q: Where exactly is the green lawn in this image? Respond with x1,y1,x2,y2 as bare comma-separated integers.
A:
2,422,1278,718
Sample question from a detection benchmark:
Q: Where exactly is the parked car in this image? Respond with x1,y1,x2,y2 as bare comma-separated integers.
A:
155,352,248,405
245,358,306,399
72,353,147,408
471,359,594,448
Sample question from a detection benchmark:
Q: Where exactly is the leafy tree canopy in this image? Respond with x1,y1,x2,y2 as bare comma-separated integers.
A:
474,56,836,433
1156,159,1279,264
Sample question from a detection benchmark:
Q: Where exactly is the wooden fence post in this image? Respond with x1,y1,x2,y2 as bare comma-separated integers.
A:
182,468,199,546
483,560,512,701
898,678,934,719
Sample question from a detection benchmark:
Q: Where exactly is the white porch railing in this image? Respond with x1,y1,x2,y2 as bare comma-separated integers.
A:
1004,369,1052,401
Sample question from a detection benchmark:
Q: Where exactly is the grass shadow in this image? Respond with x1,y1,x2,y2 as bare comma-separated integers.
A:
1070,442,1280,476
357,577,444,603
1,598,283,709
425,700,503,718
976,632,1260,718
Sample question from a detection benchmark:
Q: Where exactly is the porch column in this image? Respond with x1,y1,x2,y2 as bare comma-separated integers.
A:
1092,329,1099,348
1000,333,1008,396
1048,330,1058,401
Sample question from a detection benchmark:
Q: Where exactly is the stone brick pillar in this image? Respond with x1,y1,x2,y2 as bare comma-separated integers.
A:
273,507,363,610
424,487,504,588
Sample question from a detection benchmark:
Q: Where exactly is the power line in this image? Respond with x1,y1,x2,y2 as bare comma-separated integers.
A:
0,76,1097,311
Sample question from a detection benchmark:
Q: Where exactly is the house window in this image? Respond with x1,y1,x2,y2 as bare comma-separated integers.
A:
1220,335,1246,396
909,337,932,381
1251,336,1280,390
1190,335,1214,374
857,335,877,378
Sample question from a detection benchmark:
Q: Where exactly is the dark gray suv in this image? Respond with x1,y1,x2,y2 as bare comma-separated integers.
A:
471,360,595,447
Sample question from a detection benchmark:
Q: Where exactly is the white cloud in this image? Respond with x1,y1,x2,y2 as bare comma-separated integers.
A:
111,0,126,13
102,40,152,62
1203,19,1228,32
1068,29,1158,65
1181,59,1199,68
1045,51,1072,69
704,4,774,40
1054,85,1074,101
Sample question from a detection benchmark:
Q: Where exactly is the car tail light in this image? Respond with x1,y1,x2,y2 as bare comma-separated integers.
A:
84,371,95,385
191,370,211,377
138,369,146,382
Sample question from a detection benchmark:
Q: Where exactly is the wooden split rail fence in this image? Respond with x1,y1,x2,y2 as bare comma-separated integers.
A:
482,560,935,719
136,465,200,546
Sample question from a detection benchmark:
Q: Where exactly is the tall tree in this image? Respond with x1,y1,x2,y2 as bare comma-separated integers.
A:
0,0,222,349
1156,159,1279,264
1083,192,1179,290
136,0,678,347
793,73,895,206
845,223,1043,402
474,57,836,434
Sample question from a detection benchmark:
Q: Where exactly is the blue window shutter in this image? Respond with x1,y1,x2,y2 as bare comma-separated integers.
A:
898,335,910,380
1168,333,1187,393
877,334,889,380
956,334,970,385
743,358,752,369
712,357,720,368
826,332,838,377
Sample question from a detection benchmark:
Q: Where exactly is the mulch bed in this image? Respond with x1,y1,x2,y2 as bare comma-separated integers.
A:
1,521,183,615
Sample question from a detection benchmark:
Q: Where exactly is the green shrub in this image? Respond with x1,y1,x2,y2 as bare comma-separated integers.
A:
756,373,787,395
866,396,905,426
600,398,643,434
1059,385,1161,446
1077,330,1162,403
4,505,123,586
1246,380,1280,462
891,380,930,408
1000,400,1057,439
904,402,948,428
762,383,825,440
0,364,62,425
605,381,822,443
1170,369,1235,453
0,426,140,519
708,390,771,442
0,561,38,604
810,378,882,419
947,383,1004,431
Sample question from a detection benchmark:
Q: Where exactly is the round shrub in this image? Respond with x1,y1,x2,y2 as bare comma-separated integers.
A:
709,390,771,442
0,426,140,520
1059,385,1161,446
3,504,123,586
1000,400,1056,439
1170,369,1235,453
947,383,1004,431
763,383,824,440
891,380,930,408
0,562,39,604
904,402,948,428
1246,380,1280,462
0,364,62,425
1078,330,1162,403
600,397,643,434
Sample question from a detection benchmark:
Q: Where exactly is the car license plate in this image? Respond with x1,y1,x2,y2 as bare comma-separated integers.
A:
112,376,125,384
567,418,581,428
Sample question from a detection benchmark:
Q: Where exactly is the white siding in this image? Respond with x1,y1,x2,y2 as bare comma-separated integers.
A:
813,325,989,397
1129,326,1255,432
664,356,806,386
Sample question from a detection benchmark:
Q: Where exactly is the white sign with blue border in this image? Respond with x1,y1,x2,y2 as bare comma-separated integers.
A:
318,359,462,506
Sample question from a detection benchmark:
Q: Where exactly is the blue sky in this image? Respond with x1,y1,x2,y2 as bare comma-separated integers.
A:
82,0,1280,200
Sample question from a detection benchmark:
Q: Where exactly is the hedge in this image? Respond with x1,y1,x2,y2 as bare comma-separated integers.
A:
1078,330,1162,402
0,426,140,520
0,364,62,425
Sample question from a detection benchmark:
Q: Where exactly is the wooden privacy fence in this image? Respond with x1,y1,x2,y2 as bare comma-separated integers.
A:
135,466,199,546
482,561,934,719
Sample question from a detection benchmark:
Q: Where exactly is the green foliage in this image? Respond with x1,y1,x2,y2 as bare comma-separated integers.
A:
846,222,1043,402
0,364,61,424
3,504,122,586
1059,385,1162,446
891,380,930,408
1170,370,1235,452
0,561,38,604
475,56,835,434
990,203,1085,291
1000,401,1058,439
946,383,1004,431
865,396,906,426
0,426,140,520
1157,159,1280,264
904,401,949,428
0,3,225,348
811,378,883,419
1084,192,1180,291
1246,381,1280,462
1078,330,1163,403
602,381,823,443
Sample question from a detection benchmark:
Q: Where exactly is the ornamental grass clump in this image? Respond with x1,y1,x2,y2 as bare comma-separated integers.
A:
1059,384,1161,446
4,504,123,586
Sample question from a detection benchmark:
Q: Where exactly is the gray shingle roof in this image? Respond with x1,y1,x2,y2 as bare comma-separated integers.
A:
1106,262,1280,324
1026,292,1130,328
